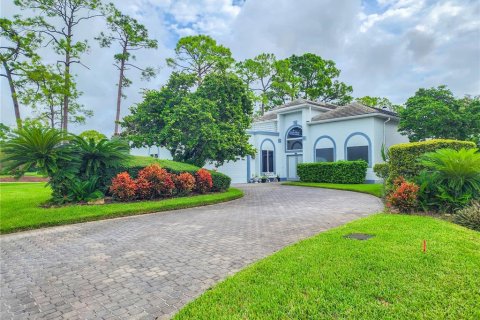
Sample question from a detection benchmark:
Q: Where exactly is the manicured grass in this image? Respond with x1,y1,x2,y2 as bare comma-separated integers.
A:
175,214,480,319
0,183,243,234
0,171,46,178
126,156,200,172
283,181,383,197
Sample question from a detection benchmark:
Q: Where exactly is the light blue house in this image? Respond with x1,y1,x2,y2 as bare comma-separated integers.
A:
131,99,408,183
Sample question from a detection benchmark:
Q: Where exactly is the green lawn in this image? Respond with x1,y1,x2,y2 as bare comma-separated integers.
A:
175,214,480,319
125,156,200,172
0,183,243,234
0,171,46,178
283,181,384,197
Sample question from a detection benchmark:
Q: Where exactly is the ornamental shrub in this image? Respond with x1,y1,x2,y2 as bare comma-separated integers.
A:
387,139,476,187
137,164,175,197
386,177,419,213
414,148,480,212
373,163,389,180
454,201,480,231
110,172,137,201
175,172,196,195
297,160,368,184
210,171,231,191
196,169,213,193
135,176,152,199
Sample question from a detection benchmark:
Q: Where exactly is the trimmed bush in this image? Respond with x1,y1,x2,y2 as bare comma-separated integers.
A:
137,164,175,198
388,139,476,185
297,161,368,184
102,156,231,194
210,171,232,192
196,169,213,193
175,172,196,195
110,172,137,201
373,163,389,180
454,201,480,231
386,177,419,213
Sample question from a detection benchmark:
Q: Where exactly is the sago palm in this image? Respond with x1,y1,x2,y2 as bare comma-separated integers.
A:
419,148,480,198
73,136,131,178
1,126,76,177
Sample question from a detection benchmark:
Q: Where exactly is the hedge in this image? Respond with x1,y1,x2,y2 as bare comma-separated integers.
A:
297,160,368,184
373,163,389,180
101,157,231,193
388,139,476,184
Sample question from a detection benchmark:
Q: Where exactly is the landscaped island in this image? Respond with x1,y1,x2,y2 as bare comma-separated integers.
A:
0,127,242,234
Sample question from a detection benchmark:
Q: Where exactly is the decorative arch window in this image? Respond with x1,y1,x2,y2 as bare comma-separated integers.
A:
286,126,303,151
261,139,275,173
314,136,335,162
345,133,371,166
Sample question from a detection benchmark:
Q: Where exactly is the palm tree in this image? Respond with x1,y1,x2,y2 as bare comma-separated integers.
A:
2,125,76,177
419,148,480,201
73,136,131,178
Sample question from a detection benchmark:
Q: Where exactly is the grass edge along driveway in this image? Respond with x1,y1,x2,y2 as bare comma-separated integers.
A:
174,213,480,319
0,183,243,234
283,181,383,197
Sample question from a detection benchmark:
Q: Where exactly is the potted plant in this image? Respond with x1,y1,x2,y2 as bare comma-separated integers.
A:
261,175,268,183
276,175,281,182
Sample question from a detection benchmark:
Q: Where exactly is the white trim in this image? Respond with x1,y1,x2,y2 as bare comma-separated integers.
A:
275,103,333,114
308,113,399,125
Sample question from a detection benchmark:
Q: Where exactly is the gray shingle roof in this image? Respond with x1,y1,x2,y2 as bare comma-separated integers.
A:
310,102,398,122
254,99,337,122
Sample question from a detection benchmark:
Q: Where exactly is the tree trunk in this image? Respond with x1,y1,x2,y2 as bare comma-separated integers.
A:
3,61,22,128
62,25,72,132
62,52,70,132
114,49,127,136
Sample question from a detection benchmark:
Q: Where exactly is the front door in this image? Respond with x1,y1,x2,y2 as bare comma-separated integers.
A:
287,154,303,180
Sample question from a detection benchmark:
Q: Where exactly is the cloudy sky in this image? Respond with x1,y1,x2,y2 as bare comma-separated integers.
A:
2,0,479,136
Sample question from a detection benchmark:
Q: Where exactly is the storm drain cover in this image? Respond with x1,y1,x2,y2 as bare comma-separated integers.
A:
344,233,375,240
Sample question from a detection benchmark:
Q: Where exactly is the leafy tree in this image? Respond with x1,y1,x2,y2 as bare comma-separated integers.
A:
269,58,301,106
166,35,234,85
122,72,255,167
97,4,158,135
269,53,353,106
0,17,42,128
236,53,277,115
20,64,92,129
0,123,12,144
356,96,401,112
79,130,107,142
399,86,480,143
14,0,102,132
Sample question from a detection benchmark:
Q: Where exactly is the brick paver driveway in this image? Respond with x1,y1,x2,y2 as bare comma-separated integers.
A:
1,183,382,319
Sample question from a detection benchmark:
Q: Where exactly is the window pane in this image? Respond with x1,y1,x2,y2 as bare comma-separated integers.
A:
262,150,268,172
316,148,334,162
287,127,302,139
347,146,369,163
287,139,303,151
268,151,274,172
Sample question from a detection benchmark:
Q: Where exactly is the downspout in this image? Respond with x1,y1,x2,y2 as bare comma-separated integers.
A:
383,117,391,152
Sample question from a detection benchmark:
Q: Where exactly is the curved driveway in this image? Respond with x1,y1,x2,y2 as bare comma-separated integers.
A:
1,183,382,319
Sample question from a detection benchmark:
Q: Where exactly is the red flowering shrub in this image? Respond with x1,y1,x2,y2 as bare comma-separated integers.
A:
196,169,213,194
175,172,196,195
109,172,137,201
386,176,419,213
135,176,153,199
137,164,175,197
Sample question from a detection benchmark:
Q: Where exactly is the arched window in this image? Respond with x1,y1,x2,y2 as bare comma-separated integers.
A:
345,133,371,166
286,126,303,151
314,136,335,162
260,139,275,173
